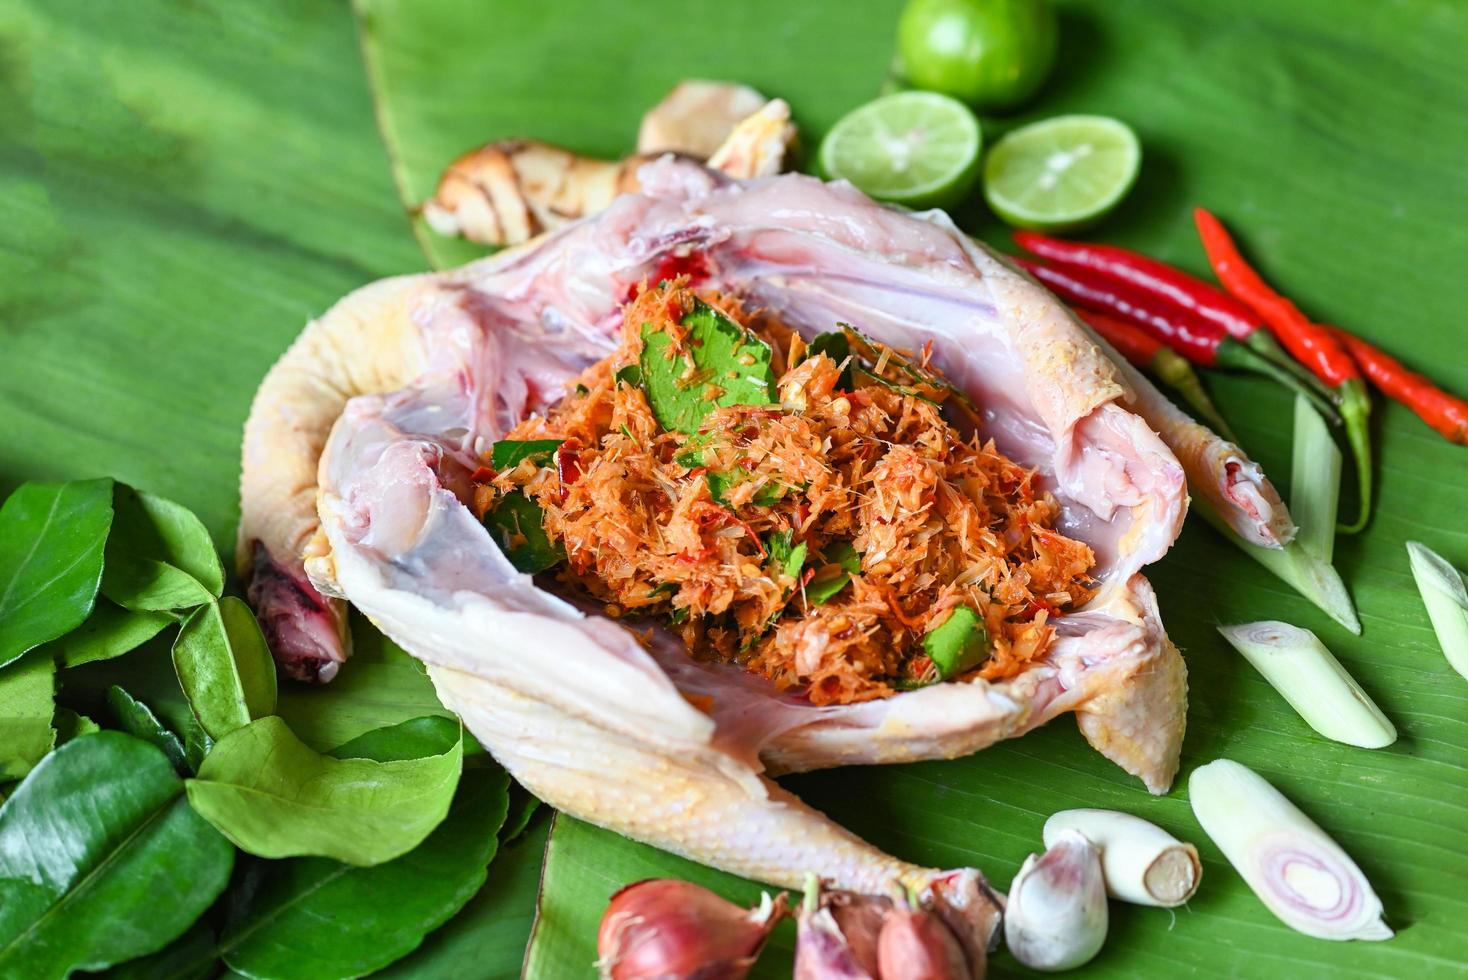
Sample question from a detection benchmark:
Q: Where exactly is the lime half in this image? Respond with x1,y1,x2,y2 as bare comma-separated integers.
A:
983,115,1141,231
818,92,982,209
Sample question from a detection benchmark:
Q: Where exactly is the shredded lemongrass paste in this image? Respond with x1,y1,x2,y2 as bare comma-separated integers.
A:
1406,541,1468,681
1216,622,1394,749
1189,759,1391,942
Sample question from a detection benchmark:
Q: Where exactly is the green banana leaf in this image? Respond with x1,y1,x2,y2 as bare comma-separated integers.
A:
4,0,1467,977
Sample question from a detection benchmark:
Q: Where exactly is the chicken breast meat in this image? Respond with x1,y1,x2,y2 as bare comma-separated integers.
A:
238,155,1293,953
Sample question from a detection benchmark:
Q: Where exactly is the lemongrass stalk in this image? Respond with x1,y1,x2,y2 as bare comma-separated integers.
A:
1197,501,1360,634
1043,809,1201,908
1217,622,1395,748
1189,759,1392,941
1290,396,1341,563
1406,541,1468,681
1005,830,1108,971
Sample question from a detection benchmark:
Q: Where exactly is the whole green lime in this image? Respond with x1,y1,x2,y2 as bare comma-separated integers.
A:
897,0,1058,112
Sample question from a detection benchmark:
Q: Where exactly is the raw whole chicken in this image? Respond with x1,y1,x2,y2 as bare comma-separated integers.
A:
238,151,1293,954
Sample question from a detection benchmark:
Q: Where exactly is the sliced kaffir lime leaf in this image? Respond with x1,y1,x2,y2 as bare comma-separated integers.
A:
923,606,989,679
807,541,861,605
639,299,776,435
484,493,564,573
490,439,563,470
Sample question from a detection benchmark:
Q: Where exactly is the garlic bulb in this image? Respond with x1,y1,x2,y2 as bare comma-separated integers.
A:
1004,830,1108,971
1043,809,1201,907
1189,759,1392,941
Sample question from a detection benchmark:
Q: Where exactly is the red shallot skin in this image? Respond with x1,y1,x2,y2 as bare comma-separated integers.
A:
597,879,786,980
794,889,890,980
876,904,973,980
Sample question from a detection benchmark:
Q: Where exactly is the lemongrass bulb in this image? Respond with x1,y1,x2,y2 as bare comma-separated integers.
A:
1217,621,1395,749
1042,809,1200,907
1406,541,1468,681
1004,830,1107,971
1189,759,1392,941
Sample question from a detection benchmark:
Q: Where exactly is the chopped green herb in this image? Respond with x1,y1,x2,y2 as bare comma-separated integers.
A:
765,530,808,582
483,492,565,573
575,383,590,395
804,330,855,389
668,607,689,625
639,299,776,435
807,541,861,605
619,424,637,444
706,471,786,508
922,606,989,679
614,363,642,387
648,582,678,601
841,323,975,414
489,439,563,470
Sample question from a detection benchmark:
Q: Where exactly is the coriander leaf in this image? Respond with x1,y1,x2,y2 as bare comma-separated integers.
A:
639,299,775,434
484,493,564,573
922,606,989,679
489,439,563,470
766,530,808,582
648,582,678,601
807,541,861,605
614,364,642,387
804,330,854,389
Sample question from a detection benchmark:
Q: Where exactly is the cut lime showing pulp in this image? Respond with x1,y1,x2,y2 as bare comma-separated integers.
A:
818,92,982,209
983,115,1141,231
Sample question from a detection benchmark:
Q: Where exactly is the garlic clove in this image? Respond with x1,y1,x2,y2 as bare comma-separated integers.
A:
1190,759,1392,942
1004,830,1108,972
1043,808,1201,907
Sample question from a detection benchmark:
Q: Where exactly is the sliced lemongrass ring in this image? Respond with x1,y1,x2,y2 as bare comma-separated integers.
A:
1189,759,1391,941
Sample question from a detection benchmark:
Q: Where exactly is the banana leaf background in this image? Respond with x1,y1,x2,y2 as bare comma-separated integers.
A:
3,0,1467,976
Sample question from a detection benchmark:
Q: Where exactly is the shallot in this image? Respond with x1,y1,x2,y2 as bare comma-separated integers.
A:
877,888,971,980
597,878,786,979
793,875,885,980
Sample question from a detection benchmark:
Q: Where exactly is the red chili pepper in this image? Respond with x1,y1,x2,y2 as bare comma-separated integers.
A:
1193,208,1373,532
553,440,583,503
1016,256,1336,418
1014,231,1329,396
1072,308,1236,441
1327,326,1468,445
